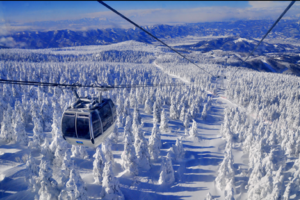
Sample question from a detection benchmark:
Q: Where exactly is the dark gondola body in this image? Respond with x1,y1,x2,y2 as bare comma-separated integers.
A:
61,97,117,148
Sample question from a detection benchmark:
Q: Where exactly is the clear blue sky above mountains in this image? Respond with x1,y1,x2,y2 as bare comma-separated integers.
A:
0,1,299,32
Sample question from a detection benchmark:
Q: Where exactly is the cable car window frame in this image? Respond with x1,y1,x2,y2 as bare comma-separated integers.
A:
62,112,77,138
92,110,103,139
76,115,91,140
98,101,113,133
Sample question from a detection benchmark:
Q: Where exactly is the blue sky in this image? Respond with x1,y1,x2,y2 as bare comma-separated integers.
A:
1,1,251,22
0,1,299,33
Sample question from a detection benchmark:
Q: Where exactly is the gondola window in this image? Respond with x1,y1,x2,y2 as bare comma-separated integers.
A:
99,103,113,132
76,116,90,139
92,111,102,138
62,113,76,138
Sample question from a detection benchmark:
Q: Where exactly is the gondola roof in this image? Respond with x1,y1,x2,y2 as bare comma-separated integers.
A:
66,97,112,112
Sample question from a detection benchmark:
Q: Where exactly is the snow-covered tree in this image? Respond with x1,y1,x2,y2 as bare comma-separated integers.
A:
51,101,63,138
159,109,169,132
109,124,119,144
170,102,178,120
37,159,59,200
41,97,53,131
102,138,114,166
189,103,198,119
133,106,141,125
183,113,190,129
123,98,130,116
148,123,161,160
41,138,54,161
29,117,44,150
153,102,161,123
201,103,208,120
124,115,134,143
93,147,105,184
134,127,151,170
26,154,39,192
58,169,88,200
61,149,73,187
121,134,138,176
53,139,68,168
100,161,124,200
179,105,186,121
169,137,185,161
1,105,14,143
189,119,198,138
71,145,89,159
158,153,175,185
117,108,124,127
14,113,28,146
215,148,235,191
224,179,235,200
144,98,153,114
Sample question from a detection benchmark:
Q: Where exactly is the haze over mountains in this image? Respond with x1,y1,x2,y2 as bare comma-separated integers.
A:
1,19,299,49
1,19,300,75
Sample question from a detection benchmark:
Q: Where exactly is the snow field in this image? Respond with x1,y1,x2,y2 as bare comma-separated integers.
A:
1,40,299,200
0,41,226,200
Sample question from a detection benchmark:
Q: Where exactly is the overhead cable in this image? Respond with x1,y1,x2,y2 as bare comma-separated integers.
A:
230,1,295,78
98,1,214,77
0,78,186,89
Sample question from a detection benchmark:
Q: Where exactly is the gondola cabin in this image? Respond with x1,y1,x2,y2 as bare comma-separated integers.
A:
61,97,117,148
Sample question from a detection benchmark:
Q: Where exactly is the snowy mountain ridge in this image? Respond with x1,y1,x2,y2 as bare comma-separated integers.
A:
1,19,300,49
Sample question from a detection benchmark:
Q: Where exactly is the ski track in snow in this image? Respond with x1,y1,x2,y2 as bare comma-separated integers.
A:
153,62,191,84
0,44,255,200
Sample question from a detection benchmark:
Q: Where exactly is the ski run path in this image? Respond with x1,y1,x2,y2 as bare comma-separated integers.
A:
0,62,250,200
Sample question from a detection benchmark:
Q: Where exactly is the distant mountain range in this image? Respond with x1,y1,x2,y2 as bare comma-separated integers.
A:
1,19,300,49
175,36,300,54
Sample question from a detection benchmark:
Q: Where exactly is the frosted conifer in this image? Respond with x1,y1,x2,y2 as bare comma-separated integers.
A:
158,153,175,185
93,147,105,184
183,113,190,129
148,123,161,160
144,99,153,114
179,105,185,121
37,159,59,200
134,128,151,170
133,106,141,125
202,103,208,120
100,161,124,200
102,138,114,165
124,115,134,143
61,149,72,187
170,137,185,160
1,106,14,143
14,114,28,146
159,109,169,132
59,169,88,200
109,124,119,144
189,120,198,138
121,134,138,176
71,145,81,158
41,138,54,161
170,101,178,120
29,117,43,149
26,154,39,192
153,102,161,123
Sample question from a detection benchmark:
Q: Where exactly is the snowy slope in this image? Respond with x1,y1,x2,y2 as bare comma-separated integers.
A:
1,40,300,200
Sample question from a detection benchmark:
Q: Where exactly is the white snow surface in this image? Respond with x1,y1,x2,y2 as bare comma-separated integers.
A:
233,38,257,44
0,40,299,200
